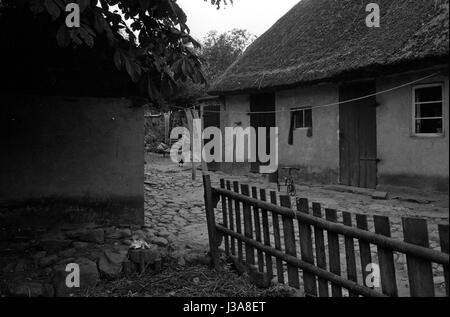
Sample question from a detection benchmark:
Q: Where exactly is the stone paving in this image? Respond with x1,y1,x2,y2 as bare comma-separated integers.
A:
144,153,449,297
144,155,217,255
144,153,448,251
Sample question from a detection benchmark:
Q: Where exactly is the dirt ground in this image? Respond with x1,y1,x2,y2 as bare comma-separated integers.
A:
68,260,300,298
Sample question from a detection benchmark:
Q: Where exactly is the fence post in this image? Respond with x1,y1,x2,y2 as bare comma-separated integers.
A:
241,184,255,266
326,208,342,297
312,203,329,297
297,198,318,297
233,181,244,262
203,174,221,269
403,217,435,297
260,189,274,280
438,224,449,296
270,191,285,284
280,195,300,289
226,181,236,257
220,179,229,256
252,186,265,272
342,212,358,297
356,214,373,290
374,216,398,297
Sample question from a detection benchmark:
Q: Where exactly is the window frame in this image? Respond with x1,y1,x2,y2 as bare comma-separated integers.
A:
411,83,445,138
292,107,313,130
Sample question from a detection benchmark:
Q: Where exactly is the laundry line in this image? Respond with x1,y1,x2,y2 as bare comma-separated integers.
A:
172,72,440,115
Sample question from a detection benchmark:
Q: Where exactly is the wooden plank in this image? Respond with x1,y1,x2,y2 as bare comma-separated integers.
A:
349,102,360,187
202,174,220,268
326,209,342,297
220,179,229,255
241,184,255,266
270,191,285,284
339,101,350,186
312,203,329,297
373,216,398,297
185,109,196,180
357,82,377,189
233,181,244,262
191,109,208,173
403,217,435,297
226,181,236,256
340,101,360,187
280,195,300,289
342,212,358,297
201,105,219,171
356,214,373,289
252,187,264,272
260,189,274,280
217,224,386,297
339,82,376,188
214,187,449,265
438,224,449,296
297,198,318,297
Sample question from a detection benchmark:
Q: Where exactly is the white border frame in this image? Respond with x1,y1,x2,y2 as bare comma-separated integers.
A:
411,83,445,138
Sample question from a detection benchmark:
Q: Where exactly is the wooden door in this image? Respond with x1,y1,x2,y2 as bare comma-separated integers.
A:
339,81,377,189
203,104,221,171
250,93,276,173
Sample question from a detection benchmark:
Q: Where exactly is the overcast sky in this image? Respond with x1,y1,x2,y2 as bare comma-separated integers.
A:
177,0,300,41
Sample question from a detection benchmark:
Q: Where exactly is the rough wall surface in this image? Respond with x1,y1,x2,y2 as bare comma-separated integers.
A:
219,70,449,193
376,71,449,192
220,85,340,183
276,84,340,184
0,94,144,224
220,95,252,174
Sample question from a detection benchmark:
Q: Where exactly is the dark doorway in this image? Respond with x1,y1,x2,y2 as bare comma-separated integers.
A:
203,104,221,171
339,81,378,189
250,93,276,173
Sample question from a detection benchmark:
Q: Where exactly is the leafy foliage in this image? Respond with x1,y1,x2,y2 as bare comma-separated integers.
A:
0,0,232,104
168,28,256,105
202,28,256,82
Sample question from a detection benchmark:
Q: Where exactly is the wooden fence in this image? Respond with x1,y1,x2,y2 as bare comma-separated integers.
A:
203,175,449,297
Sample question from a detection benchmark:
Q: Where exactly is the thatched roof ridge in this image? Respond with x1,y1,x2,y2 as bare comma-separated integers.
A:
210,0,449,94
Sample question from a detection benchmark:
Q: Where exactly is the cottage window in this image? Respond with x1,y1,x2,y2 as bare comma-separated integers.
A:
293,107,312,129
412,84,444,136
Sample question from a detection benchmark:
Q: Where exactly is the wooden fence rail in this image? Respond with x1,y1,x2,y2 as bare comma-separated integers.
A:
203,175,449,297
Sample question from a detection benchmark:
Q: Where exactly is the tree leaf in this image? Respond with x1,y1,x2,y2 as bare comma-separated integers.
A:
78,26,94,47
69,29,83,46
113,50,123,70
56,23,70,47
123,55,141,83
44,0,60,21
29,0,45,14
77,0,90,12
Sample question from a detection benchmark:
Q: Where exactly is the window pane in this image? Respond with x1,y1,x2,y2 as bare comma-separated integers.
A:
294,110,304,128
416,102,443,118
416,119,443,134
415,86,442,103
305,109,312,128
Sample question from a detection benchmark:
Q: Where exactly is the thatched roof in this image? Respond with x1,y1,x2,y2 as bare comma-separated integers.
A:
210,0,449,95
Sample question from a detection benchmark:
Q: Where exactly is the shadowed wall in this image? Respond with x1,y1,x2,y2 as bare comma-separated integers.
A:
0,94,144,224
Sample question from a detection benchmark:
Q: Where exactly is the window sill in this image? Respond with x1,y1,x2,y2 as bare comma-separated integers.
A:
410,133,445,139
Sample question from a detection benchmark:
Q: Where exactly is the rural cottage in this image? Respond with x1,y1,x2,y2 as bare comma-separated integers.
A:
209,0,449,193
